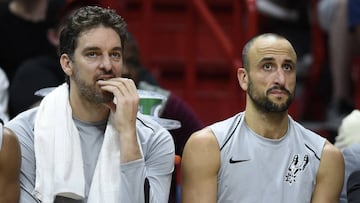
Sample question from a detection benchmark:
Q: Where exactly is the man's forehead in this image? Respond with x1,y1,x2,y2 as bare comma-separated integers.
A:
76,27,122,50
250,36,297,61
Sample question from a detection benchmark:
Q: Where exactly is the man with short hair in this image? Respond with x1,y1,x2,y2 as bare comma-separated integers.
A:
6,6,174,203
181,33,344,203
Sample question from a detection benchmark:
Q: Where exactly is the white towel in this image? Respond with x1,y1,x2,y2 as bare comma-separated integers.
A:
33,83,121,203
335,109,360,149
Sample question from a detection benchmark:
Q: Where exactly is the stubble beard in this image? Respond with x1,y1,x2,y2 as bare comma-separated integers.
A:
72,73,114,104
247,80,294,113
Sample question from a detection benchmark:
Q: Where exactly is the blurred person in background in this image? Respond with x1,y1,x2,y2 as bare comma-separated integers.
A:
339,142,360,202
318,0,358,127
8,0,98,118
0,0,65,82
0,0,66,118
347,170,360,202
123,33,204,203
123,32,204,156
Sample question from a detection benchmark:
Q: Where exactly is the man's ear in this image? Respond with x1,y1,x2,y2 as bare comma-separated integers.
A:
60,54,73,77
237,67,248,91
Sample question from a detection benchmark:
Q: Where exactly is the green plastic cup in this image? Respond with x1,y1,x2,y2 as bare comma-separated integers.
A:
138,90,165,116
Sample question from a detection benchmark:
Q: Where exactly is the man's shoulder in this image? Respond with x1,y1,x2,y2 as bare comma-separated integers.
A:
323,141,343,156
341,143,360,167
2,127,18,143
9,107,38,123
290,118,325,141
186,127,217,148
5,107,38,137
343,143,360,155
136,113,173,142
1,127,20,153
136,114,175,159
0,127,21,168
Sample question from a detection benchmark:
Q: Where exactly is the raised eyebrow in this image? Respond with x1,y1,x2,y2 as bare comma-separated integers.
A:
82,46,100,53
112,47,123,52
82,46,123,53
283,59,296,66
259,57,275,64
259,58,295,65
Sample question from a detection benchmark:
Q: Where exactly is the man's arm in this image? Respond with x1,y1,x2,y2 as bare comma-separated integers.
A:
98,78,142,163
120,126,175,203
181,127,220,203
347,170,360,203
0,127,21,203
311,140,344,203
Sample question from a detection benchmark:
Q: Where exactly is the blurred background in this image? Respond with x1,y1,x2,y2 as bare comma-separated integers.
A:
98,0,360,142
2,0,360,141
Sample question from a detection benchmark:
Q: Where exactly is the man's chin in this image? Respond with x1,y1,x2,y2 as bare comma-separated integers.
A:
94,91,114,104
268,101,292,112
102,93,114,103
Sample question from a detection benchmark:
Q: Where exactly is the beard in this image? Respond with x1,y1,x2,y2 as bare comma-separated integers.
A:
247,79,294,112
72,68,114,104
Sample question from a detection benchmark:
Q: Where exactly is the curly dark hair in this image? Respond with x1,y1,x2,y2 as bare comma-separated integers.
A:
59,5,128,60
59,5,128,84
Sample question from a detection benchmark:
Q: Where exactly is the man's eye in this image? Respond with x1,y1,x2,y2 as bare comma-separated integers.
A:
283,64,293,71
263,63,272,70
86,52,97,57
111,52,121,59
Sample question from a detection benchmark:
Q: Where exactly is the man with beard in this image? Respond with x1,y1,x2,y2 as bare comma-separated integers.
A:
5,6,174,203
181,33,344,203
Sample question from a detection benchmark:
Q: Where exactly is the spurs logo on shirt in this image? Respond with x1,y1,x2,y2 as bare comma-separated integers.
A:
285,154,309,185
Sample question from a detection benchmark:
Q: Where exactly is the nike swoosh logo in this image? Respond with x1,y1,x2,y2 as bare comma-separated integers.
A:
229,157,250,164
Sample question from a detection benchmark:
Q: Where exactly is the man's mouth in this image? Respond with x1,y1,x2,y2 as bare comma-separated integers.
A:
96,76,114,81
267,87,290,96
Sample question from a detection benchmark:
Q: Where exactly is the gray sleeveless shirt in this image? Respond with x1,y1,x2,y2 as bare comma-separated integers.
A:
210,112,326,203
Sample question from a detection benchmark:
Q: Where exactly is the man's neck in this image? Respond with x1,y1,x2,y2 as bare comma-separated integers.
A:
244,106,289,139
69,95,110,123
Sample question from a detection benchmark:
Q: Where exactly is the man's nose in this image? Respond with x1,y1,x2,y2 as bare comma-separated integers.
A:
100,55,112,70
274,68,286,84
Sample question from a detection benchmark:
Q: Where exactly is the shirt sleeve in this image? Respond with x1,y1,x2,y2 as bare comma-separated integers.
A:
0,68,9,122
340,144,360,203
120,127,175,203
347,170,360,203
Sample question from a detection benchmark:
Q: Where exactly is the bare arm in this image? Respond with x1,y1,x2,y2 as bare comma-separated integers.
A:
311,140,344,203
0,127,21,203
181,127,220,203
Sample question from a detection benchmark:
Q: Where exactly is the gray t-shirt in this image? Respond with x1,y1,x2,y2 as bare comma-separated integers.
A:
6,107,175,203
339,143,360,203
210,112,326,203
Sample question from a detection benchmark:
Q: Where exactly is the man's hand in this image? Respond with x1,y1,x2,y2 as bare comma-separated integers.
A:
97,78,141,163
